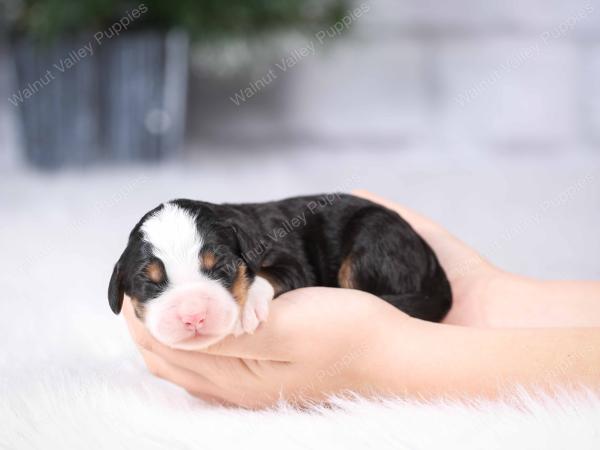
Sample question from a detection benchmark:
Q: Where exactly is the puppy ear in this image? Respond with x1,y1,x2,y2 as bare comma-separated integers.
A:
230,224,262,272
108,260,125,314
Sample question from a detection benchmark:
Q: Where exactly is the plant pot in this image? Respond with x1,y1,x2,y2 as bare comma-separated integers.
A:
10,29,189,169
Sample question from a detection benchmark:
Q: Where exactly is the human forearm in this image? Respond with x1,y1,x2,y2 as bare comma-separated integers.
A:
444,270,600,328
480,273,600,328
367,317,600,399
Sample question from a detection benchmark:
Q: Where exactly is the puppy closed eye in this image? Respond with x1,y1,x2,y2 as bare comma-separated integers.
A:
200,247,237,281
200,249,217,271
145,259,166,284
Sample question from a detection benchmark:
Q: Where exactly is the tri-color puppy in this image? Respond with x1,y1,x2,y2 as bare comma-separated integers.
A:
108,193,452,349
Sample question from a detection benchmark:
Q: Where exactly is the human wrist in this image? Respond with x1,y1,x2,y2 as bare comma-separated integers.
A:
478,270,578,327
356,311,434,397
443,264,504,327
483,274,600,328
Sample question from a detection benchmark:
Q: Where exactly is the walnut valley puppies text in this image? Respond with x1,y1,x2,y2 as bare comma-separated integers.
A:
229,3,371,106
108,194,452,350
8,3,148,107
224,193,347,275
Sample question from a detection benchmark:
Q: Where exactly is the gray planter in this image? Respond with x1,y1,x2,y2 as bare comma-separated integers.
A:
10,30,189,169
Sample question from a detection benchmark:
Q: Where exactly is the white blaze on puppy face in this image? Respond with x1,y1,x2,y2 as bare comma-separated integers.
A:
140,203,239,349
141,203,204,284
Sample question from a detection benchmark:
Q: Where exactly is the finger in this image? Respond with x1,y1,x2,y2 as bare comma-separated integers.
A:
139,348,234,405
141,350,267,408
200,287,355,359
200,287,379,361
198,306,293,362
122,296,163,352
147,337,255,382
198,290,314,360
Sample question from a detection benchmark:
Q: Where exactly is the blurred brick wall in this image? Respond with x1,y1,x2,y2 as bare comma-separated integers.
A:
2,0,599,167
188,0,600,152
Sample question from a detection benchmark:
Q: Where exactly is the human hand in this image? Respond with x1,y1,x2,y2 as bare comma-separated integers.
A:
124,285,600,408
352,190,600,328
351,189,499,326
123,287,413,408
123,190,600,406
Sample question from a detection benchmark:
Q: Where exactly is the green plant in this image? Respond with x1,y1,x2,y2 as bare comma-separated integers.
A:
6,0,351,40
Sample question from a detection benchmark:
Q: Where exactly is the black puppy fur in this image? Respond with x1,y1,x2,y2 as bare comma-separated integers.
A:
109,193,452,322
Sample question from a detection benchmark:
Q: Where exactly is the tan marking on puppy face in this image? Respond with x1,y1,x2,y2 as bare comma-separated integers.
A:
145,261,165,284
338,257,355,289
200,249,216,270
130,297,146,320
257,269,282,297
231,263,249,307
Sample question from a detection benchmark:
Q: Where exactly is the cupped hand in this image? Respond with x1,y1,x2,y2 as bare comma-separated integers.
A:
123,288,412,408
353,190,600,328
122,189,494,408
123,191,600,407
351,190,500,326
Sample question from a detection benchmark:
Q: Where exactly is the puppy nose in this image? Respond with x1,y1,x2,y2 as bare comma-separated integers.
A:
180,313,206,329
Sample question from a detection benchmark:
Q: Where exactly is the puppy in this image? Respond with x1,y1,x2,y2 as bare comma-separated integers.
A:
108,193,451,349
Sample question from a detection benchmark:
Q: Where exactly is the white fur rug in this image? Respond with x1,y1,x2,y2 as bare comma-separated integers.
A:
1,152,599,449
3,363,600,449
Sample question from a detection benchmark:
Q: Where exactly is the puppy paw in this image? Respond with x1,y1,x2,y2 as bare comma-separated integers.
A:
234,276,274,336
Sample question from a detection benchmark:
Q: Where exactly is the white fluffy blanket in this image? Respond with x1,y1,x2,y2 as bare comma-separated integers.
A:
3,368,600,450
1,155,599,449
